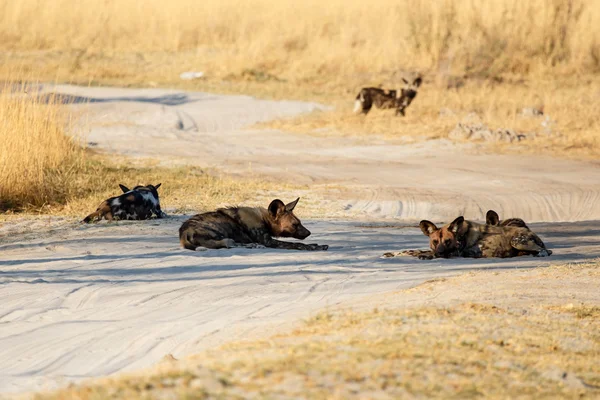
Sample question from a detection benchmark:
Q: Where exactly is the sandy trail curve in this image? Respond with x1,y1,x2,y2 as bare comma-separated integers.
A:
1,85,599,394
45,84,600,223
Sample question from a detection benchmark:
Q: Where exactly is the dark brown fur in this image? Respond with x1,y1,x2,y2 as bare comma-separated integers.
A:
354,77,422,116
485,210,528,229
419,216,551,259
178,198,328,251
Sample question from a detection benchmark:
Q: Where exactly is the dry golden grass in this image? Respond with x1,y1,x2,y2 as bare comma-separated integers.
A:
0,85,84,210
0,84,292,216
1,0,599,87
260,77,600,158
0,151,296,219
57,154,298,219
34,262,600,399
2,1,599,158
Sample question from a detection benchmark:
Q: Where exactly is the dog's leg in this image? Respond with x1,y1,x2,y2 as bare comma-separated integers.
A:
265,239,328,251
510,235,551,257
381,249,433,259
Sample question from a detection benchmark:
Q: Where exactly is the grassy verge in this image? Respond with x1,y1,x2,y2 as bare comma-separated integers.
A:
0,151,298,221
34,262,600,399
257,78,600,159
0,86,84,210
0,82,296,218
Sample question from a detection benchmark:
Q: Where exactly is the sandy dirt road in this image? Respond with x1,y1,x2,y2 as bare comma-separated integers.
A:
1,85,599,395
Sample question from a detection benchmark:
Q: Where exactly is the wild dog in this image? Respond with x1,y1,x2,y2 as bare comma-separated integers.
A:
383,215,551,260
179,198,329,251
354,77,422,116
485,209,528,229
82,183,166,223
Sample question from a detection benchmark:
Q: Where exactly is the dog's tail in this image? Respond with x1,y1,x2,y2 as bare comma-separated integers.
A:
82,202,109,223
179,225,197,251
82,209,102,223
353,91,364,113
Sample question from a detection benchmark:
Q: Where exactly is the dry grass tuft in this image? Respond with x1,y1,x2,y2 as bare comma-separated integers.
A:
34,262,600,399
0,85,84,210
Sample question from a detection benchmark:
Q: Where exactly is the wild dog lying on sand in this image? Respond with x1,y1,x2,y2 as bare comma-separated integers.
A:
82,183,166,223
354,77,422,116
383,215,551,260
179,198,329,251
485,209,528,228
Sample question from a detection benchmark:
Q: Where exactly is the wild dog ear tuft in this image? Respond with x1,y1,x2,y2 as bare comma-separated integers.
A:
486,210,500,226
285,197,300,212
413,77,423,87
268,199,286,218
119,184,130,193
420,220,438,236
155,183,161,190
449,216,465,233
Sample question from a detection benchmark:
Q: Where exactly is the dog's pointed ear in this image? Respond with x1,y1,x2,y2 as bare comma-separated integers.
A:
119,184,130,193
268,199,286,218
449,216,465,233
413,77,423,87
420,220,438,236
285,197,300,212
486,210,500,226
402,78,409,85
155,183,161,190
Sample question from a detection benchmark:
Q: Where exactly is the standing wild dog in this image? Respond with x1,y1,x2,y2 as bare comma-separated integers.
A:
485,209,528,229
354,77,422,116
179,198,329,251
383,215,551,260
82,183,166,223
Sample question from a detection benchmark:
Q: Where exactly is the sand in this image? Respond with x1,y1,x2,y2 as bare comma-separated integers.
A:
1,85,599,395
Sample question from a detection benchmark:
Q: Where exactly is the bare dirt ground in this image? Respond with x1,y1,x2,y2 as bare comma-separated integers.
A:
1,85,600,395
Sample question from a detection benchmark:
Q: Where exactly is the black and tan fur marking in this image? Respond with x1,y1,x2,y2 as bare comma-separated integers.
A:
485,210,529,229
82,183,166,223
179,198,328,251
383,215,551,260
354,77,422,116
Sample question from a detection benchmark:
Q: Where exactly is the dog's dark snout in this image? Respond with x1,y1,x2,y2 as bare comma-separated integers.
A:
296,225,311,240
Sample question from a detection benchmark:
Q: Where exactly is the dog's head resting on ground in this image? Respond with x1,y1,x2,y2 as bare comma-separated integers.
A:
419,216,464,258
266,198,311,240
485,210,528,229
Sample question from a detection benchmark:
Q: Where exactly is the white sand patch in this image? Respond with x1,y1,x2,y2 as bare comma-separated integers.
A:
1,218,599,393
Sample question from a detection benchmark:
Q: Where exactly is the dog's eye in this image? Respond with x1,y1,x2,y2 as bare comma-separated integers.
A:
432,240,439,246
445,239,452,246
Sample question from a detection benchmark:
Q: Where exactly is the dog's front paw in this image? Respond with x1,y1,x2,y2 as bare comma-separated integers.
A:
418,254,434,260
308,244,328,251
535,249,551,257
381,252,399,258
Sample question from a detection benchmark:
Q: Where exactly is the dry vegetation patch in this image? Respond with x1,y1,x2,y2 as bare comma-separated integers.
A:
0,84,293,217
0,86,84,210
34,262,600,399
1,0,600,157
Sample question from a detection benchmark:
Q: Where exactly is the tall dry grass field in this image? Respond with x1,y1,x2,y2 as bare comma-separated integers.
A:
0,0,598,89
0,86,83,210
